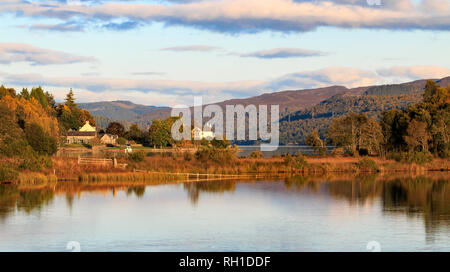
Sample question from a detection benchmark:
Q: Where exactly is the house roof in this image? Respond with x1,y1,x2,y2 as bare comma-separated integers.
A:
101,134,118,139
79,121,96,132
67,131,96,137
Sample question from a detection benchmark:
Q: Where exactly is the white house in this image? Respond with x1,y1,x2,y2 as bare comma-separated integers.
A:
66,121,97,144
100,134,118,145
192,123,215,140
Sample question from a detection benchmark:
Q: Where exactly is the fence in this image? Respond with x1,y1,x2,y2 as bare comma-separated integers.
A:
77,156,127,169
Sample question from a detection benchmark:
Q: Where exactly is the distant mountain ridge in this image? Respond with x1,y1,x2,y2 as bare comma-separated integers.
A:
79,76,450,135
279,76,450,144
78,100,167,121
135,77,450,125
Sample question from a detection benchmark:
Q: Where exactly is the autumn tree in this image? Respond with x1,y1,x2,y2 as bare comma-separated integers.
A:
24,122,57,155
56,89,96,131
305,130,326,155
327,112,368,155
106,122,125,137
125,124,144,143
359,118,384,156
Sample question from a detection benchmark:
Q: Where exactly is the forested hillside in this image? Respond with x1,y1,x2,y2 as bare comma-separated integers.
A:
279,78,450,145
78,100,165,121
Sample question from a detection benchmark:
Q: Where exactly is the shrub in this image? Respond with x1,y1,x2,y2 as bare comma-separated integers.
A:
183,152,193,161
146,152,158,157
0,165,18,182
128,151,145,162
389,152,408,162
211,139,230,148
408,151,433,165
24,122,57,155
116,137,127,145
357,157,380,172
195,146,238,164
248,150,263,159
331,147,345,156
284,152,307,169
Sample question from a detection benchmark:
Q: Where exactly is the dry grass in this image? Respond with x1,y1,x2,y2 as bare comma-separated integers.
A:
8,154,449,185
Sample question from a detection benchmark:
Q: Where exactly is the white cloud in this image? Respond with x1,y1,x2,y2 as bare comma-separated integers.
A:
2,65,448,106
0,43,96,65
377,65,450,80
1,0,449,33
238,48,326,59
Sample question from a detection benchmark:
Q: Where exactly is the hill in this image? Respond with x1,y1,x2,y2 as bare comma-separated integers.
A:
78,100,165,121
134,85,351,124
279,77,450,144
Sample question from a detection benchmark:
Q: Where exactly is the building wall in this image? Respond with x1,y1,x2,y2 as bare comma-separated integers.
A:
67,136,96,145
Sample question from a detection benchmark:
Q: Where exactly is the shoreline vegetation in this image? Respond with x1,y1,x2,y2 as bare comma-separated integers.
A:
8,153,449,185
1,81,449,185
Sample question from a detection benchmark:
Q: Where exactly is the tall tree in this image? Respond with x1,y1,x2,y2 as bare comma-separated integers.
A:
305,130,326,155
106,122,125,137
404,119,430,152
65,88,76,109
327,112,368,155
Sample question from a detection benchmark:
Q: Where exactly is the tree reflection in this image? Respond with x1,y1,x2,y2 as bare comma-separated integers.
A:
0,185,54,220
183,181,236,204
126,186,146,198
283,174,450,236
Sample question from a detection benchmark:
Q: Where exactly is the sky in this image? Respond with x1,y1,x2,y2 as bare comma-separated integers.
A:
0,0,449,106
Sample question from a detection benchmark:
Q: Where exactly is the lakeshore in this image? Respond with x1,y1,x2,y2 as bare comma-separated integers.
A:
7,151,450,185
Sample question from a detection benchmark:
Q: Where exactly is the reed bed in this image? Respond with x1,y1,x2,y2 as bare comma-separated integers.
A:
5,154,448,185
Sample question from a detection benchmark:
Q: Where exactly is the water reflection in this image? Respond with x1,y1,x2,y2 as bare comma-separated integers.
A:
0,174,449,237
183,181,236,204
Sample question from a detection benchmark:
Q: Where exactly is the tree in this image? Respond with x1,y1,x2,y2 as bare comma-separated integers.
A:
327,112,368,155
404,119,430,152
126,124,144,143
0,85,16,98
30,87,48,109
380,109,409,152
19,88,30,100
116,137,127,145
24,122,57,155
106,122,125,137
359,118,384,156
65,88,76,109
148,119,171,148
305,130,326,155
211,138,230,149
56,89,96,130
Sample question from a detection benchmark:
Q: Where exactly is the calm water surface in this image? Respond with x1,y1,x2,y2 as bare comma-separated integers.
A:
0,175,449,252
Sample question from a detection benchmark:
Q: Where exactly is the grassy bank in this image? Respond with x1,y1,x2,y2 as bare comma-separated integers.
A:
4,153,448,185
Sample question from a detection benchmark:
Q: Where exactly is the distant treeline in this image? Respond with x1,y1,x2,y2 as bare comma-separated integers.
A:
280,89,424,145
0,86,96,180
304,81,449,163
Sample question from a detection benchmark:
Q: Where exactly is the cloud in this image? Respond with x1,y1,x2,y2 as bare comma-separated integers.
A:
102,20,140,31
0,43,97,65
377,65,450,80
238,48,327,59
27,22,85,32
161,45,220,52
1,0,449,33
266,67,380,90
2,65,448,106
